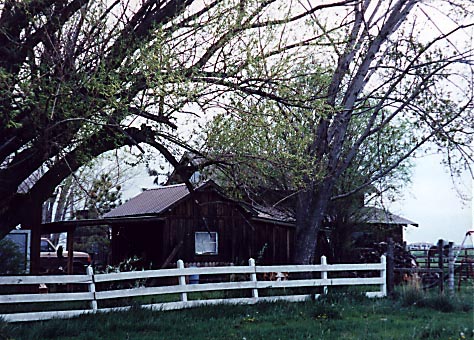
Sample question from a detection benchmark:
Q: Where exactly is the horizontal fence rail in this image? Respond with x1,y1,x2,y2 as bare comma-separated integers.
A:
0,256,386,323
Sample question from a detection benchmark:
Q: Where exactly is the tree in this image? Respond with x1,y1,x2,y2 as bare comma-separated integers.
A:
1,0,352,238
1,1,472,267
0,238,25,274
42,152,134,224
202,70,414,261
202,1,474,264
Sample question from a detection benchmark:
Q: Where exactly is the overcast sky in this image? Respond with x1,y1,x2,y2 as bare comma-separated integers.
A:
390,153,472,245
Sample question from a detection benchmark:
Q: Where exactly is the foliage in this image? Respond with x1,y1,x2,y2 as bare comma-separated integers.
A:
202,66,330,189
0,238,24,275
202,91,414,205
103,256,146,274
199,1,474,264
0,0,330,237
99,256,150,291
399,285,473,313
83,173,122,217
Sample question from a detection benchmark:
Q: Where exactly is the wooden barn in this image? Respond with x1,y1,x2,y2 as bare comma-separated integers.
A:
37,180,417,272
350,206,418,246
102,181,295,268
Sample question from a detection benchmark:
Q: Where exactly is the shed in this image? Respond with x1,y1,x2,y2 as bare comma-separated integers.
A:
350,206,418,246
103,181,295,267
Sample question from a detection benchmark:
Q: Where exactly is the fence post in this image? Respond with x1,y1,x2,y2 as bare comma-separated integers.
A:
380,255,387,297
249,258,258,299
387,238,394,295
177,260,188,302
321,256,328,295
87,266,98,312
437,239,444,293
448,241,454,294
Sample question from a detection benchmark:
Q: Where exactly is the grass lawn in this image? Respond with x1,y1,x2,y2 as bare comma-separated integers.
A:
1,287,473,340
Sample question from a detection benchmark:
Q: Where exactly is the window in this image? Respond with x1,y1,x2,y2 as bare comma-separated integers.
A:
195,232,218,255
40,239,55,252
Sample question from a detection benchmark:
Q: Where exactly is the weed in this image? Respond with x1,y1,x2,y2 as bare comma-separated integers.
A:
400,286,472,313
400,285,424,307
311,304,343,321
318,287,368,305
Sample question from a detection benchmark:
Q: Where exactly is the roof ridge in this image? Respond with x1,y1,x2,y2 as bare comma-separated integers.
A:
145,183,188,191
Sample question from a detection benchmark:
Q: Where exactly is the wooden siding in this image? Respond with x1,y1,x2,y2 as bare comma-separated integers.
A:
111,188,294,267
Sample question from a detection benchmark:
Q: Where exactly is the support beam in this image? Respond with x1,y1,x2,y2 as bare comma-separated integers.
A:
67,227,76,275
27,204,43,275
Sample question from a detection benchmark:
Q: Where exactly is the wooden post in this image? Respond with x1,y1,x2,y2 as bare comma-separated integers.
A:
67,226,76,275
28,204,43,275
387,238,395,295
448,241,454,295
87,266,98,312
177,260,188,302
437,239,444,293
427,247,431,269
249,258,258,299
380,255,387,297
321,256,328,295
29,224,41,275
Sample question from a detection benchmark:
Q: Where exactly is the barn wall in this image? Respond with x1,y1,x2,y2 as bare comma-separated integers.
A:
251,220,295,265
111,220,165,267
161,190,249,266
160,189,295,266
110,188,295,268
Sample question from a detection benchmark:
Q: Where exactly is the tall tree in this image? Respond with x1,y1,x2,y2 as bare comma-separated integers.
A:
202,1,474,264
202,71,414,260
42,152,136,224
291,0,473,264
1,0,350,238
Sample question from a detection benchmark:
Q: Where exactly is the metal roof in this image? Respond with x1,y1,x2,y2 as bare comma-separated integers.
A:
354,207,418,226
251,205,295,223
104,183,417,228
102,181,292,226
103,183,190,218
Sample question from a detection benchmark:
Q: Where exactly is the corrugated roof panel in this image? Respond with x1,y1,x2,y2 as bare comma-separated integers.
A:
355,207,418,226
103,184,190,218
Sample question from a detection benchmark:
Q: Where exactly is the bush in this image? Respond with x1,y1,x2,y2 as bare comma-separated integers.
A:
0,238,24,274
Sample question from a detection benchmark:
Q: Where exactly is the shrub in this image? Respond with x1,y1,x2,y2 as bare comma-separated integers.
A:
0,238,24,274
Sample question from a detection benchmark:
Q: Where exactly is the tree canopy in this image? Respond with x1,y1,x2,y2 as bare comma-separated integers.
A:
200,0,474,263
0,1,473,265
0,0,340,238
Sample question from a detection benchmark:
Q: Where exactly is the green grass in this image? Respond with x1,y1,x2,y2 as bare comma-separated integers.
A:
2,288,473,340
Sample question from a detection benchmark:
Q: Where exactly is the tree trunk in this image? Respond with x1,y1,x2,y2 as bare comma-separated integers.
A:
293,179,334,264
54,178,73,222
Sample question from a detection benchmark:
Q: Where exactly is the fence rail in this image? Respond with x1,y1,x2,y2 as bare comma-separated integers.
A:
0,256,386,323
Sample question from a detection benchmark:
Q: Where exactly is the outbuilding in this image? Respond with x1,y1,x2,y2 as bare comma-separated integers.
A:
103,180,295,268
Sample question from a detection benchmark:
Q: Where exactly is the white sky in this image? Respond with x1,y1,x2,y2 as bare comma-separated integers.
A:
390,153,472,245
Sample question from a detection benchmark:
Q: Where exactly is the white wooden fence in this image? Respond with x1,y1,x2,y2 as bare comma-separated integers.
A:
0,256,386,323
